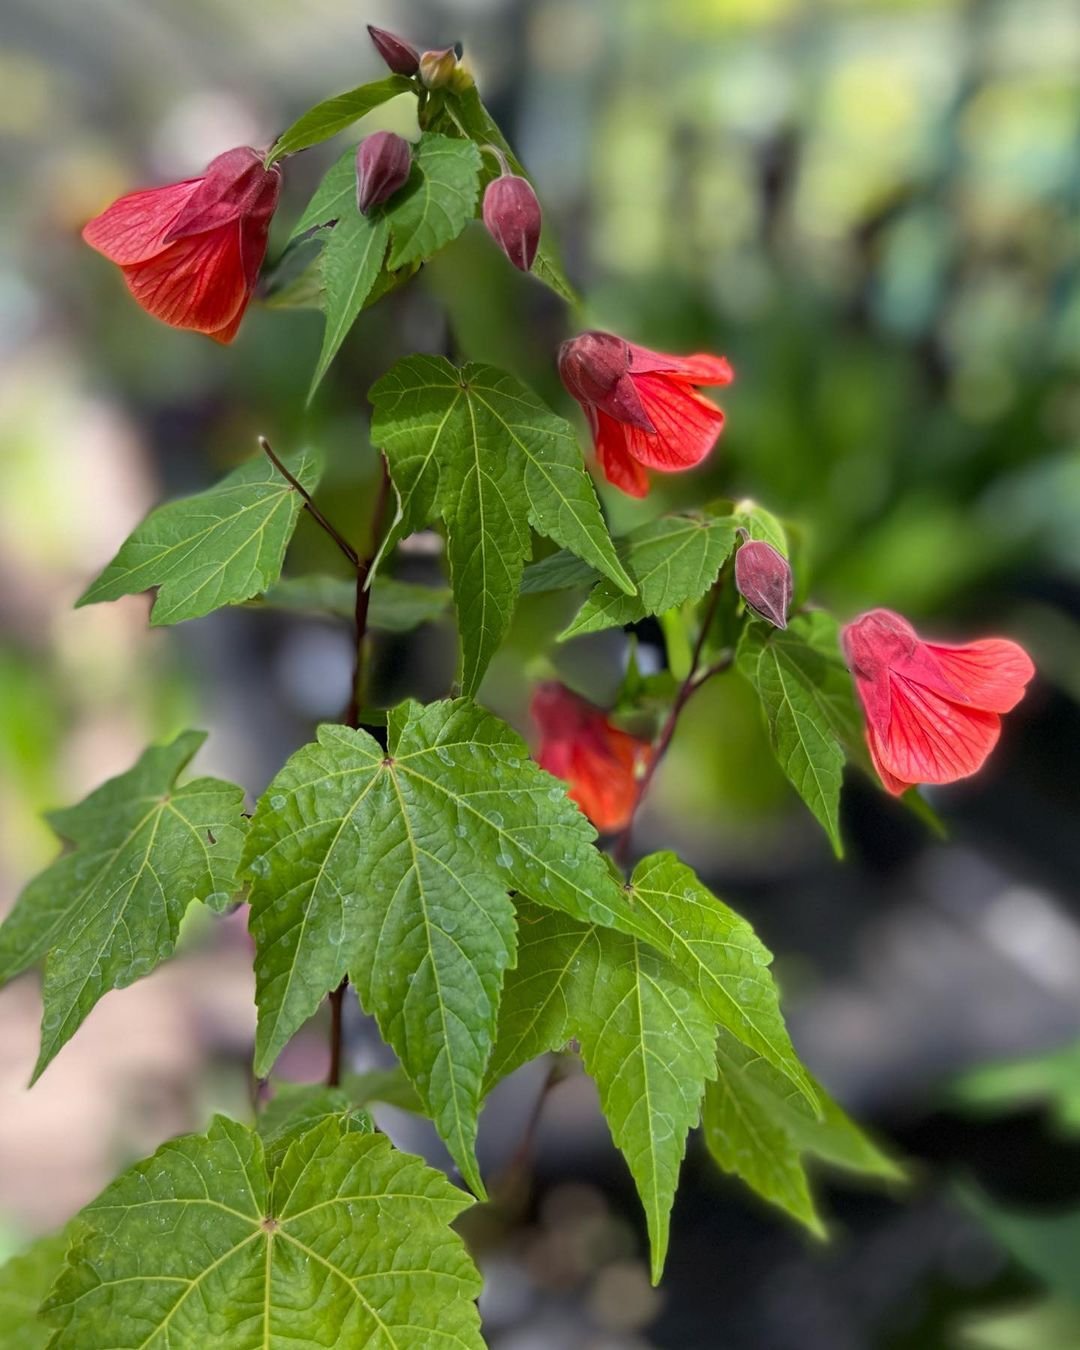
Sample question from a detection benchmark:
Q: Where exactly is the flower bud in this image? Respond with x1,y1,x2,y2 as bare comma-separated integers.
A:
367,24,420,76
557,331,655,431
482,174,541,272
419,46,457,90
735,538,792,630
356,132,412,215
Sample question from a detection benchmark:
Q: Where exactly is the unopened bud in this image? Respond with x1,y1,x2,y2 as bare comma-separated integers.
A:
482,174,541,272
735,537,792,630
419,46,457,90
367,24,420,76
356,132,412,215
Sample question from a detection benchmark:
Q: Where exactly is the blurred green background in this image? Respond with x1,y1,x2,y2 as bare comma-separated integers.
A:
1,1,1079,1346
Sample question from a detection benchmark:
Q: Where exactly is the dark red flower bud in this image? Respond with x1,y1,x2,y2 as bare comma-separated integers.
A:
367,24,420,76
356,132,412,215
735,538,793,629
482,174,541,272
419,46,457,90
557,331,655,432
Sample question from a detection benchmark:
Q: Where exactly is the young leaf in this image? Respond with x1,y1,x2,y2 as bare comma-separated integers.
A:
0,1230,70,1350
624,852,817,1111
559,509,738,639
0,731,246,1082
43,1115,483,1348
736,611,863,857
257,1082,373,1170
77,448,323,625
704,1027,902,1234
266,76,414,162
384,133,482,269
439,84,578,303
490,902,716,1283
243,698,636,1195
310,209,390,397
370,356,634,694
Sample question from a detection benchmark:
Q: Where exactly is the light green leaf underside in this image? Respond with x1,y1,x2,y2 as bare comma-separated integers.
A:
704,1027,901,1235
438,85,578,303
242,698,634,1195
77,449,323,626
259,574,451,632
558,510,738,638
0,1229,71,1349
267,76,415,162
369,355,633,694
0,731,246,1083
489,901,716,1283
736,610,862,857
43,1115,483,1348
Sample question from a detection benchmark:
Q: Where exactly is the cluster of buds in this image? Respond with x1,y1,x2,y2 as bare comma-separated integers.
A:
368,25,465,92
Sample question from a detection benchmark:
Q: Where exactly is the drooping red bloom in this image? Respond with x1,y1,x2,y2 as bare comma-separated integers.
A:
531,682,653,832
558,330,733,498
842,608,1034,796
82,146,281,345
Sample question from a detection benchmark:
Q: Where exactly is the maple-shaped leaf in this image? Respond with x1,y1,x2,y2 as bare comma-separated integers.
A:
292,134,480,395
736,611,863,857
370,356,634,694
77,449,323,625
558,508,738,638
436,84,577,302
243,698,637,1196
0,731,246,1082
489,901,716,1283
257,1082,373,1171
704,1027,902,1234
0,1229,70,1350
43,1115,483,1348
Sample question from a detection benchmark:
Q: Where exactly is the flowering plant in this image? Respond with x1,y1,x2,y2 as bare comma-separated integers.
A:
0,20,1035,1346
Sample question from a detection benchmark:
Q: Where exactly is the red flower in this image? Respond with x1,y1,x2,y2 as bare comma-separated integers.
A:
558,330,733,498
842,608,1034,796
82,147,281,345
531,682,653,832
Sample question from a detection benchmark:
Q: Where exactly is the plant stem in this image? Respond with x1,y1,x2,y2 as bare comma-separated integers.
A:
326,979,347,1088
494,1059,561,1203
258,436,361,570
612,582,733,864
344,456,392,728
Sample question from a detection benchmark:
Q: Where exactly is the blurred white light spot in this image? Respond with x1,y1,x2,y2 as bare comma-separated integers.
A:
982,886,1080,994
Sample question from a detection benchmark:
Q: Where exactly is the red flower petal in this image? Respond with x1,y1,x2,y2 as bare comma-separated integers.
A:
565,729,647,832
120,221,248,335
593,411,649,496
626,342,734,387
82,179,202,264
873,674,1003,789
921,638,1034,713
623,373,725,470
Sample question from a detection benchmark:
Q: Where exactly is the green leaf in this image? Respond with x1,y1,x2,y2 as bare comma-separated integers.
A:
624,852,817,1111
289,147,360,241
559,510,738,639
370,356,633,694
959,1299,1080,1350
952,1038,1080,1133
703,1027,901,1235
344,1066,426,1114
43,1115,483,1348
267,76,415,162
310,209,390,397
490,902,716,1283
78,449,323,626
243,698,635,1194
0,1230,70,1349
735,499,789,554
260,574,451,632
258,1083,373,1171
519,548,599,596
384,134,482,270
736,610,861,856
0,732,246,1082
439,85,578,303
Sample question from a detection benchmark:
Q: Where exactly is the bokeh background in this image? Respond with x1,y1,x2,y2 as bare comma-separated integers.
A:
2,0,1079,1346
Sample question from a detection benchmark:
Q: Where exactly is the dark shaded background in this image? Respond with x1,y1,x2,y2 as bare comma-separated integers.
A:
1,1,1079,1345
